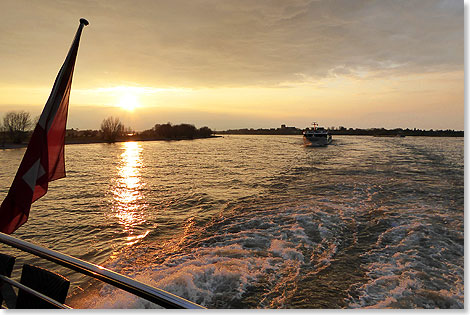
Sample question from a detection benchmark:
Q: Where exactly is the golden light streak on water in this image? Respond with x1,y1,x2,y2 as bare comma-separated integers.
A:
111,141,147,233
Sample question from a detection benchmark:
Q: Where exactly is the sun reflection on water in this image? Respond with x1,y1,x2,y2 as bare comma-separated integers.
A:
111,141,147,234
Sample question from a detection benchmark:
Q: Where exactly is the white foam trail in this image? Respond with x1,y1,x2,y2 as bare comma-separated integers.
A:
73,202,347,308
348,218,464,308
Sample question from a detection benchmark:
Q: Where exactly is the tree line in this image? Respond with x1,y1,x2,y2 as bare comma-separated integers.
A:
217,125,464,137
139,123,213,140
1,111,214,145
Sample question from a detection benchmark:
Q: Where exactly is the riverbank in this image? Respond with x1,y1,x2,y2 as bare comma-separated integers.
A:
216,128,463,137
0,135,222,150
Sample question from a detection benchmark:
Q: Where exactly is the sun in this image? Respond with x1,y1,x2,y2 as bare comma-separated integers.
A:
117,92,140,112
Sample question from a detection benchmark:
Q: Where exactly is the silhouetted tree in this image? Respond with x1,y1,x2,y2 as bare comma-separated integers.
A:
173,124,197,139
197,126,213,138
154,123,173,138
2,111,32,144
101,116,124,143
150,123,213,139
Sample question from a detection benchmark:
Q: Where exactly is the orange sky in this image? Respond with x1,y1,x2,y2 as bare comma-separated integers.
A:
0,0,464,131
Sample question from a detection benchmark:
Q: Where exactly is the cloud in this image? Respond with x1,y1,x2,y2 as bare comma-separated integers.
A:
0,0,463,88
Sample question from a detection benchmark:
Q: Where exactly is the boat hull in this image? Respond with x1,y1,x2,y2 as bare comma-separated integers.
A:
303,136,332,147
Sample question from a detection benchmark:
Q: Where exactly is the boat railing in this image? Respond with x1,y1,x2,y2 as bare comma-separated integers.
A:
0,232,204,309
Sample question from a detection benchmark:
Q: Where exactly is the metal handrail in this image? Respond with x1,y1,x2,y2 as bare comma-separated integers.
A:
0,274,71,309
0,232,204,309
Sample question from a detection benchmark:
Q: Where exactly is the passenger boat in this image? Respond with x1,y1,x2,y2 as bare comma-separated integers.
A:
303,122,332,147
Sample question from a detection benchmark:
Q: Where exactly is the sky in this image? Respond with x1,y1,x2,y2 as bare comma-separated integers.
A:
0,0,464,131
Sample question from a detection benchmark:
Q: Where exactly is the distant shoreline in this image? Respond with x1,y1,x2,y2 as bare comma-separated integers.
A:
0,135,223,150
216,133,463,137
1,132,463,150
216,129,463,137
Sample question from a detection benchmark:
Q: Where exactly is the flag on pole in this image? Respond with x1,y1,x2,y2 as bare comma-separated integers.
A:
0,18,89,234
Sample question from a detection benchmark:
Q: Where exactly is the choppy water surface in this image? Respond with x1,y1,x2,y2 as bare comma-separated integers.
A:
0,135,463,308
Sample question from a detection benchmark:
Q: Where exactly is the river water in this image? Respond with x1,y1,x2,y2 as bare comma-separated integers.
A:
0,135,464,309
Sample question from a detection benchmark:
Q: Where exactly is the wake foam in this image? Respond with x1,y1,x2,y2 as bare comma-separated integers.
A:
348,218,464,308
72,201,348,308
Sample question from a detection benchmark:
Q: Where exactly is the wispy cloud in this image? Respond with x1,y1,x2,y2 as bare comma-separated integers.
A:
0,0,462,88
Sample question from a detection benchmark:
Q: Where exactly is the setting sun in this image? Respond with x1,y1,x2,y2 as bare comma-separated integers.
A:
117,92,140,112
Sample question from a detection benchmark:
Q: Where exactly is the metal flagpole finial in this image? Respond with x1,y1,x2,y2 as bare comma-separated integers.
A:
79,18,89,26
